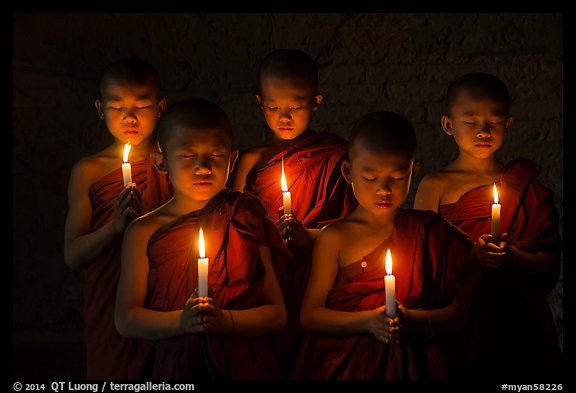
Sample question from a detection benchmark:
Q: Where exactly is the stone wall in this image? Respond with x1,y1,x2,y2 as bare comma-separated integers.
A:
12,13,563,379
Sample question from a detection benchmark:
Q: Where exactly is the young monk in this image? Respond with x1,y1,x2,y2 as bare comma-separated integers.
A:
231,48,357,376
295,111,477,380
414,72,562,379
115,98,289,380
63,57,172,379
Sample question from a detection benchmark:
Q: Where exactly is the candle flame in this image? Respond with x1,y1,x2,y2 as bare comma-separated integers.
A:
123,142,132,163
199,228,206,259
493,183,499,204
385,249,393,275
281,157,288,192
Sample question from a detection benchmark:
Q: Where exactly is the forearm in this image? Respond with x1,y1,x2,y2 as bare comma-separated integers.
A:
64,222,123,270
404,302,465,336
116,307,183,340
227,304,286,338
508,247,559,274
301,306,378,335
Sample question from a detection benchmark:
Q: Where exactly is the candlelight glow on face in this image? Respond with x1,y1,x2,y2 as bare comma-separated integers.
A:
281,157,292,215
197,228,208,298
491,183,501,238
384,249,396,318
122,141,132,185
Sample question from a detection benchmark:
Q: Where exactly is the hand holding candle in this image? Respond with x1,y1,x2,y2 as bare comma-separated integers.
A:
281,157,292,215
384,249,396,318
491,183,501,239
122,142,132,186
197,228,209,298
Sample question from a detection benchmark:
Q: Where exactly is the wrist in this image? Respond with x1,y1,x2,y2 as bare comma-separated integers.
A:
227,310,235,336
506,246,519,269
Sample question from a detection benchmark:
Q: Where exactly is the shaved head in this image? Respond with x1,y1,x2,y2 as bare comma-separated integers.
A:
258,49,318,91
157,98,233,153
445,72,511,116
98,57,161,97
349,111,416,161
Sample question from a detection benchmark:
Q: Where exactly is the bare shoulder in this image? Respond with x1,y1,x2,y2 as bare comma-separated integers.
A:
68,146,117,187
414,170,449,211
128,203,174,236
237,146,266,168
231,145,269,191
317,218,350,245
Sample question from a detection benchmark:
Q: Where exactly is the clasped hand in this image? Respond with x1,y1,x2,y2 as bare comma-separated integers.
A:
180,289,230,335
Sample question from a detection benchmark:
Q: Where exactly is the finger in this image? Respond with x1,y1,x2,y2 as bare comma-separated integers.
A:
130,193,145,216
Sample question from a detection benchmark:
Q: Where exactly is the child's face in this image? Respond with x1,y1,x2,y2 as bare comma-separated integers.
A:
344,144,416,217
96,80,166,146
256,76,322,140
443,92,512,160
162,126,236,203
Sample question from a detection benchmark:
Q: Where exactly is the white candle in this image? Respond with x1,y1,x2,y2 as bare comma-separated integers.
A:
384,249,396,318
122,142,132,186
197,228,209,298
281,157,292,215
491,183,501,238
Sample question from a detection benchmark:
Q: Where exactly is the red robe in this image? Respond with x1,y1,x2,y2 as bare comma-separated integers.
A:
85,152,173,379
293,209,474,380
243,130,358,376
132,189,291,380
439,159,562,379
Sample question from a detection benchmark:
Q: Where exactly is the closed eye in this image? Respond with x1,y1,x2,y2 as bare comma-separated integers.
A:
362,176,376,182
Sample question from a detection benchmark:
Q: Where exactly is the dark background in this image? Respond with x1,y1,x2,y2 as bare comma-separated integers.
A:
12,13,563,379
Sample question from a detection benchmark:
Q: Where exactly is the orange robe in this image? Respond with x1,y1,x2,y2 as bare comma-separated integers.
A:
243,130,358,376
132,189,290,380
439,159,562,379
85,153,172,379
293,209,475,380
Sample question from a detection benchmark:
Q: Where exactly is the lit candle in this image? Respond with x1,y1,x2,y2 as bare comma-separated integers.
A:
197,228,209,298
384,249,396,318
122,142,132,186
281,157,292,215
491,183,501,239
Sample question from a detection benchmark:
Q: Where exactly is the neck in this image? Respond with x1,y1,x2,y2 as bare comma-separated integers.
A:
117,138,153,162
168,195,209,216
454,153,503,175
356,205,398,233
270,128,314,147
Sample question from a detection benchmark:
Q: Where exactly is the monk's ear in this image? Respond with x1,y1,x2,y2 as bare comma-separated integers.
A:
441,115,453,136
255,94,263,107
412,160,420,178
157,98,167,118
95,99,105,119
313,93,324,111
229,150,239,173
340,158,352,184
505,115,513,131
153,151,168,174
